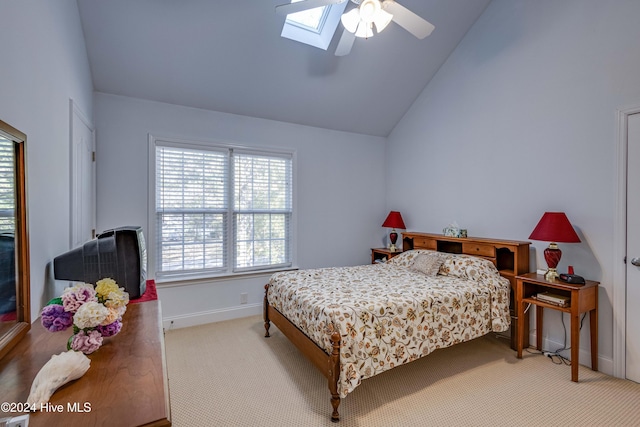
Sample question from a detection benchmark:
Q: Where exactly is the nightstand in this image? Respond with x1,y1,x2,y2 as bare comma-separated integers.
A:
371,248,402,264
515,272,599,382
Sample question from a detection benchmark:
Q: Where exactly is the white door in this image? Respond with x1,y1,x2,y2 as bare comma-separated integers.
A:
626,112,640,383
70,100,96,248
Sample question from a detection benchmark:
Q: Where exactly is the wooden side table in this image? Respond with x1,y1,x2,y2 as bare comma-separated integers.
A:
515,272,599,382
371,248,402,264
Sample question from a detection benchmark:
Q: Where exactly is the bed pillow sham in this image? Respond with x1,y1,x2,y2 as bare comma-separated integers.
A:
409,252,446,276
385,249,439,268
439,254,501,281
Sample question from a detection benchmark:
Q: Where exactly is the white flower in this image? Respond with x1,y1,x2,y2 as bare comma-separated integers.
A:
73,301,109,329
104,289,129,309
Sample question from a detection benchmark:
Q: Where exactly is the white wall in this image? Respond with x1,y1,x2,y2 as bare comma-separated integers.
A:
387,0,640,373
0,1,94,320
94,93,386,328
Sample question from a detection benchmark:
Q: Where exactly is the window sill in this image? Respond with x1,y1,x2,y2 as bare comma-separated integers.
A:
154,266,299,288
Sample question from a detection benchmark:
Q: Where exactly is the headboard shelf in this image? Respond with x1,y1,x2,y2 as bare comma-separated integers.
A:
436,240,463,254
402,232,530,286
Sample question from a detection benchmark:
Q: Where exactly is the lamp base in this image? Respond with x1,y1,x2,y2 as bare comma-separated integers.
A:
544,267,559,281
543,243,562,282
389,229,398,252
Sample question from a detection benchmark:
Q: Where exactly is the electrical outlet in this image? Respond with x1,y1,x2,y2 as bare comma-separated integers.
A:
6,414,29,427
240,293,248,304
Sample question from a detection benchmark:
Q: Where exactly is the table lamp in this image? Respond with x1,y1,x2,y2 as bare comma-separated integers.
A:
528,212,581,281
382,211,406,252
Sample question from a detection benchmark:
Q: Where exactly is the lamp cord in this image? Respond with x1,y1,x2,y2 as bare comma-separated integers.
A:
525,311,587,365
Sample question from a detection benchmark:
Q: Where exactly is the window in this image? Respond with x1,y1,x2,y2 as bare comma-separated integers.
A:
233,152,292,271
286,3,328,31
280,1,348,50
151,137,293,280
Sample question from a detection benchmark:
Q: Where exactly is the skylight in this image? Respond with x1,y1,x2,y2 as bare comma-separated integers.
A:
286,4,328,32
281,1,349,50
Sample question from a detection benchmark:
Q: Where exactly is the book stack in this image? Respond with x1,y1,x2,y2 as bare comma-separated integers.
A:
535,292,570,307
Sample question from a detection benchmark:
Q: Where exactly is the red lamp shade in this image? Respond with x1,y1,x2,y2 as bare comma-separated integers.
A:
382,211,406,230
528,212,580,280
528,212,581,243
382,211,406,252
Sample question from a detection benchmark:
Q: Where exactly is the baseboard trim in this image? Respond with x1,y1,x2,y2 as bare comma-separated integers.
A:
162,303,262,330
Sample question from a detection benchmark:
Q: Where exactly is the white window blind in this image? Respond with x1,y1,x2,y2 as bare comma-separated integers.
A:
234,152,292,271
0,134,15,233
156,145,228,275
153,140,293,278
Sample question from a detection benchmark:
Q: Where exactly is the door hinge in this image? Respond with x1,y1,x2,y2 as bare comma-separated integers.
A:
92,151,96,162
92,228,96,239
624,256,627,264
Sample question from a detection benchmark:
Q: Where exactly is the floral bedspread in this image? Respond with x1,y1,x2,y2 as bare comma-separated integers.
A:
267,250,511,398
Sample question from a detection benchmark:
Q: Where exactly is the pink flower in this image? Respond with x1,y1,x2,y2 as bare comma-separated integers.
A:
61,284,98,313
69,329,103,354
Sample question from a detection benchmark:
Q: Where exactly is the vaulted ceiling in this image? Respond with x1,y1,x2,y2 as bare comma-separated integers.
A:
77,0,491,137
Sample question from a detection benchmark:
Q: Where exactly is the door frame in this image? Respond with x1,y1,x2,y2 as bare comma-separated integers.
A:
68,98,96,248
613,103,640,379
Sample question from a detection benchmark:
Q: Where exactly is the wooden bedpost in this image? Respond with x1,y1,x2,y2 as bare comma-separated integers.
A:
264,284,271,338
329,331,341,422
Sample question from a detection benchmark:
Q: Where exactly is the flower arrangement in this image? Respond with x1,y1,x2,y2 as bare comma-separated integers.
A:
40,278,129,354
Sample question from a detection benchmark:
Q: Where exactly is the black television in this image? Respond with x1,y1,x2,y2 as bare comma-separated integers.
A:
54,226,147,299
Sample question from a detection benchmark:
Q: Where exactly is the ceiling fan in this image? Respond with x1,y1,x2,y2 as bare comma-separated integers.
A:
276,0,435,56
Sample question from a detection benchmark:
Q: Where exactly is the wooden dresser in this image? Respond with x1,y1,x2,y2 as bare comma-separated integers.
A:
402,232,531,348
0,300,171,427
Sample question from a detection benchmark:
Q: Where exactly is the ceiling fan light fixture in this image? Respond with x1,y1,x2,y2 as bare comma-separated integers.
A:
354,21,374,38
340,8,360,33
341,0,387,38
373,8,392,33
359,0,381,23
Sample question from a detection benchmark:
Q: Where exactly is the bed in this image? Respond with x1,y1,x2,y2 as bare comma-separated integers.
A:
264,246,514,422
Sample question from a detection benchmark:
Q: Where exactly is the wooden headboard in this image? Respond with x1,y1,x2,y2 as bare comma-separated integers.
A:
402,232,530,288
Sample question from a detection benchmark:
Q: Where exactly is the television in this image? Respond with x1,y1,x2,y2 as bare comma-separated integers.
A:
54,226,147,299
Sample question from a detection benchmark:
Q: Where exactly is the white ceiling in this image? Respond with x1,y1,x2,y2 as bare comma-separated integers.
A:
77,0,491,137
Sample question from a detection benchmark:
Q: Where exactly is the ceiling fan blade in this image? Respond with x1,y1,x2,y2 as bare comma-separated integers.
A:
382,0,435,39
335,28,356,56
276,0,346,16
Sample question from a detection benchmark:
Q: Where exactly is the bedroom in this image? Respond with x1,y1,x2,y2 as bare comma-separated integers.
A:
0,0,639,425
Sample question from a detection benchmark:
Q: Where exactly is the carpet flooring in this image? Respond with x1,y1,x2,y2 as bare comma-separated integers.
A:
164,315,640,426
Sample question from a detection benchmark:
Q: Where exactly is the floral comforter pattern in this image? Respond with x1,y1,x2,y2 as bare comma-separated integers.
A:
267,250,511,397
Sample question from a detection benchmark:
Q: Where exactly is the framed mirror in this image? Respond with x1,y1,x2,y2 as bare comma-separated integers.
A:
0,119,30,361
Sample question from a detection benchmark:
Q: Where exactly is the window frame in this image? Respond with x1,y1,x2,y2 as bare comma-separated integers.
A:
148,135,296,282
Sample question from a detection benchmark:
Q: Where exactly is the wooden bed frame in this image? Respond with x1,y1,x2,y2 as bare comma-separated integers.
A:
263,232,530,422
